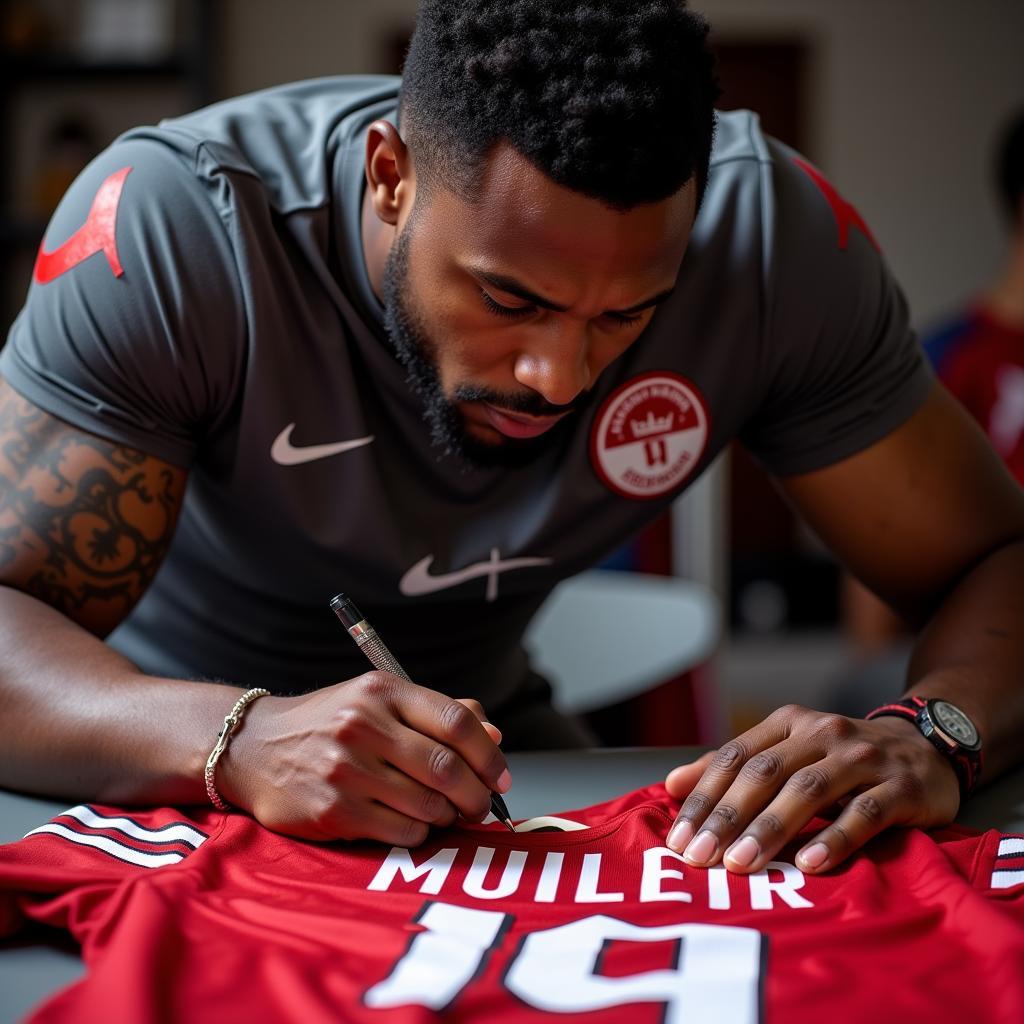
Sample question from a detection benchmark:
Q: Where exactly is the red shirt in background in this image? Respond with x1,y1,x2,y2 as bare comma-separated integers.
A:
926,306,1024,485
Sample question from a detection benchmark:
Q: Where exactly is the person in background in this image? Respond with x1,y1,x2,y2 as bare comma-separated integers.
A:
836,109,1024,712
927,110,1024,483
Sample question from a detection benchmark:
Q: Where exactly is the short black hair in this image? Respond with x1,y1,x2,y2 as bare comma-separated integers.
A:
399,0,719,212
996,109,1024,226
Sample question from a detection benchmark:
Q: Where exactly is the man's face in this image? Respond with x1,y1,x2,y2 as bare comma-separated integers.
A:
381,143,696,468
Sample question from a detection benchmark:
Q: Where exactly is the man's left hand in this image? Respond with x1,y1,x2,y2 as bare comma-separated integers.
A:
664,703,962,874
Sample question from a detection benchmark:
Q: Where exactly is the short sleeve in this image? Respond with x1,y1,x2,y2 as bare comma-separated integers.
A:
0,136,246,468
740,141,934,476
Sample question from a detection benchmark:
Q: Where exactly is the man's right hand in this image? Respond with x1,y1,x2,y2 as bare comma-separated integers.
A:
220,672,512,847
0,381,509,835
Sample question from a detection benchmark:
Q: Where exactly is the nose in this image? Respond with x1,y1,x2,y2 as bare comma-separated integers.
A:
512,322,592,408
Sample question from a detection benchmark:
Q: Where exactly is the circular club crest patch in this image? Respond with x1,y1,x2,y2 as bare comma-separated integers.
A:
590,372,709,499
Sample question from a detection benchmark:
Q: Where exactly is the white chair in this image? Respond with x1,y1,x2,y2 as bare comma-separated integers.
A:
523,569,721,717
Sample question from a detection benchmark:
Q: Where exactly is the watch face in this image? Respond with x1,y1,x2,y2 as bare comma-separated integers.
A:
931,700,980,748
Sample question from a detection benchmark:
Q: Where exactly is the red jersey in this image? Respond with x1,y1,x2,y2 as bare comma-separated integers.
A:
926,306,1024,485
1,785,1022,1023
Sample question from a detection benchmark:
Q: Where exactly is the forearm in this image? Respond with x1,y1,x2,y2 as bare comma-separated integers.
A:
906,538,1024,783
0,585,248,805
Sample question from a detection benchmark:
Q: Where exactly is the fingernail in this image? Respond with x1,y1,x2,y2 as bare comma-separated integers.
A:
667,821,694,852
798,843,829,870
684,830,718,865
725,835,759,869
496,769,512,793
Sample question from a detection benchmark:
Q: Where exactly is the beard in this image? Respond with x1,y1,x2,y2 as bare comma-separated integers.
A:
380,225,589,469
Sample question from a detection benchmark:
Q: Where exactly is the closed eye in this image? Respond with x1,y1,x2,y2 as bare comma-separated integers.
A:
481,290,648,328
480,290,533,319
603,310,645,327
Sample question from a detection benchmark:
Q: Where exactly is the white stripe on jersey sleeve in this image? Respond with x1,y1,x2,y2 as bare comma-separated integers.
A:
991,836,1024,889
37,805,208,848
23,823,186,868
997,836,1024,858
991,870,1024,890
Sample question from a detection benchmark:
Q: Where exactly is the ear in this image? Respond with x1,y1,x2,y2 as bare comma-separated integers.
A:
364,120,414,227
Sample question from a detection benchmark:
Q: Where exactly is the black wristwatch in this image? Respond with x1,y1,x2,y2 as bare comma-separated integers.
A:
865,696,983,798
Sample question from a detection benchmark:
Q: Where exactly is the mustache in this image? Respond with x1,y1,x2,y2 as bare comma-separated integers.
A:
453,384,590,419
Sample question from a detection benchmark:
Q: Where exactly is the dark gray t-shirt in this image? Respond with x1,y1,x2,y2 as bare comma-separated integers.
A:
0,76,931,709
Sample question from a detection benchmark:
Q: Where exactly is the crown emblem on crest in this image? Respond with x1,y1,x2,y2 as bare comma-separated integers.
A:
629,411,674,439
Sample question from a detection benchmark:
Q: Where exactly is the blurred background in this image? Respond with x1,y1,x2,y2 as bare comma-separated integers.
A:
2,0,1022,746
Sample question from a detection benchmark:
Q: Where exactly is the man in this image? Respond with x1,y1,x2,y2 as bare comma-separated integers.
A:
1,0,1022,879
839,110,1024,695
927,110,1024,484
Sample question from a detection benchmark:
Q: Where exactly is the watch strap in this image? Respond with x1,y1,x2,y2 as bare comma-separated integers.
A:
865,697,981,797
865,694,927,723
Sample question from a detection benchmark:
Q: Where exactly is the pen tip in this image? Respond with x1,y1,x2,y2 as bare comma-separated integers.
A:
330,593,363,630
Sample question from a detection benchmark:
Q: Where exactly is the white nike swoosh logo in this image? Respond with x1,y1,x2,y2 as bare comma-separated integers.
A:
400,549,553,602
270,424,375,466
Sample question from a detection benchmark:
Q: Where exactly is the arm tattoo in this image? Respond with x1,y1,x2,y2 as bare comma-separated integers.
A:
0,382,187,632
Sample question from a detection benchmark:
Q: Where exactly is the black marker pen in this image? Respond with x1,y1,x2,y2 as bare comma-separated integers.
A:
330,593,515,832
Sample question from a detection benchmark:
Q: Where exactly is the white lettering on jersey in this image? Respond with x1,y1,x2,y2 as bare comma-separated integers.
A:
464,847,528,900
364,902,507,1011
367,844,814,911
366,846,457,894
575,853,625,903
640,846,693,903
399,548,553,602
708,866,731,910
508,916,761,1022
748,861,813,909
270,423,374,465
368,905,764,1021
534,851,565,903
989,364,1024,456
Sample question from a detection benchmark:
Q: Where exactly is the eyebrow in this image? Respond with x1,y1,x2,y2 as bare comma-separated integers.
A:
474,270,675,317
